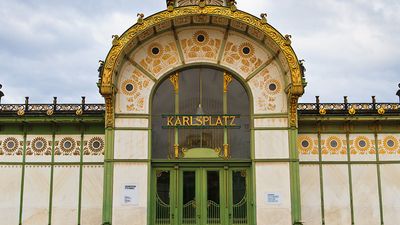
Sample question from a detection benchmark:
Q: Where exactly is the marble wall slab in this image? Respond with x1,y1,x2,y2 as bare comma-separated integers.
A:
114,130,148,159
255,130,289,159
300,165,322,225
81,165,103,225
0,166,22,224
380,164,400,225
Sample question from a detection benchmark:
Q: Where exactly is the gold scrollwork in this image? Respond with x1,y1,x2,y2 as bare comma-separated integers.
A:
169,73,179,93
223,72,232,93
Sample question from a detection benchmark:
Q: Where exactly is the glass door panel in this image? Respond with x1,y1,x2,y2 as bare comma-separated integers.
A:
206,170,221,224
181,171,197,225
155,170,171,225
231,170,248,225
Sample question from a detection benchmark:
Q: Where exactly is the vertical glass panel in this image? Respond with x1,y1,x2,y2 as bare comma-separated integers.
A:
207,171,221,224
182,171,196,224
232,170,247,224
155,171,171,224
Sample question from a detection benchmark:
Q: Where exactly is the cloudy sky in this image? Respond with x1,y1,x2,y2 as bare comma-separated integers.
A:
0,0,399,104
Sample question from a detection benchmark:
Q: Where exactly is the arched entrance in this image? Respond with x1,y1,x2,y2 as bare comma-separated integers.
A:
150,67,252,224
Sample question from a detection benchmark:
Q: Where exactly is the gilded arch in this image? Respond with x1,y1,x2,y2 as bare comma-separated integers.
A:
99,5,304,127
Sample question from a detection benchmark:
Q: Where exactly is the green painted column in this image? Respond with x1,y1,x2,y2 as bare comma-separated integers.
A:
102,127,114,225
289,127,302,225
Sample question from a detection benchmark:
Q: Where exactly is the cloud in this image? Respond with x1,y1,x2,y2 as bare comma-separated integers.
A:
0,0,399,104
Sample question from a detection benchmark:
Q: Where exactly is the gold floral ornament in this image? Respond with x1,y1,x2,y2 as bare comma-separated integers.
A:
180,30,221,61
319,108,326,115
75,108,83,116
297,136,315,155
383,136,399,154
352,136,372,154
30,137,49,155
122,70,152,112
88,137,104,155
2,137,19,155
46,109,54,116
377,107,385,115
17,107,25,116
325,136,345,154
348,107,356,115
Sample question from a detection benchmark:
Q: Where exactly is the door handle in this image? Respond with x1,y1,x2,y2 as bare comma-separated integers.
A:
171,214,174,219
197,214,201,219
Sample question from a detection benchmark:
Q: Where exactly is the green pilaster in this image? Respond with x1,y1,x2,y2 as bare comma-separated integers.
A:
47,126,56,224
345,132,355,224
374,132,384,225
18,126,27,225
77,127,85,224
102,127,114,224
317,131,325,224
289,127,302,224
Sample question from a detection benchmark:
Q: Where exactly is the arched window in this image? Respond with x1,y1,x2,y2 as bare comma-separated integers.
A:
151,67,250,159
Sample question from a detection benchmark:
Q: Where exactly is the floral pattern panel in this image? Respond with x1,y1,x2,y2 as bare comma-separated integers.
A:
177,27,224,63
248,64,287,114
221,31,271,79
116,63,155,114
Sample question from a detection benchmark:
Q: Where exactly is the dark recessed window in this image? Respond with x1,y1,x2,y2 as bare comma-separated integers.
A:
7,141,15,149
92,141,101,149
197,34,205,42
330,140,338,148
126,83,134,92
152,47,160,55
64,141,72,149
359,140,366,148
301,140,309,148
35,141,44,149
387,140,395,147
268,83,277,91
242,47,251,55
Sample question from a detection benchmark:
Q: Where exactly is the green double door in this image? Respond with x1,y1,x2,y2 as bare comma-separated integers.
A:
152,166,251,225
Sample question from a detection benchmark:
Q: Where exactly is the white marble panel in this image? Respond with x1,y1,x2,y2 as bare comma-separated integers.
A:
300,165,322,225
114,130,148,159
378,134,400,161
112,163,148,225
322,165,351,225
380,164,400,225
255,162,291,225
22,165,51,225
115,118,149,128
0,166,22,225
51,166,80,225
321,134,347,161
255,130,289,159
351,165,380,225
254,118,288,128
349,134,376,161
81,166,103,225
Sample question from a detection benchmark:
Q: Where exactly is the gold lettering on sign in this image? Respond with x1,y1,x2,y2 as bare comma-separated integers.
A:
164,115,240,128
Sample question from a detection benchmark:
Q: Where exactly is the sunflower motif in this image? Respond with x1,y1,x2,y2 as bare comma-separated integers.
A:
3,137,19,154
383,136,399,154
238,42,255,58
192,31,209,45
147,43,164,59
298,136,313,154
60,137,76,154
353,136,371,154
265,79,281,95
325,136,343,154
121,79,138,96
31,137,47,154
88,137,104,154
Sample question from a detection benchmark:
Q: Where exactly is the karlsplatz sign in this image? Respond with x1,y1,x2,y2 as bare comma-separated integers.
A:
162,114,240,128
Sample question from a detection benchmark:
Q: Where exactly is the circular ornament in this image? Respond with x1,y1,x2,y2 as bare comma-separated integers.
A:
354,136,370,153
148,43,163,58
192,31,209,45
383,136,399,153
60,137,76,154
121,79,137,96
238,43,255,58
326,136,342,154
265,79,281,95
298,136,313,154
88,137,104,154
31,137,47,154
3,137,19,154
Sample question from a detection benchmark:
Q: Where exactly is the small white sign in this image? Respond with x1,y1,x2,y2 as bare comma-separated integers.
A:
265,192,281,205
122,184,138,206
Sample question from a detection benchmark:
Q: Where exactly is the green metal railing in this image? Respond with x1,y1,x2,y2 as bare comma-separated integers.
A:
155,194,171,225
182,200,196,224
233,195,247,224
207,200,221,224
